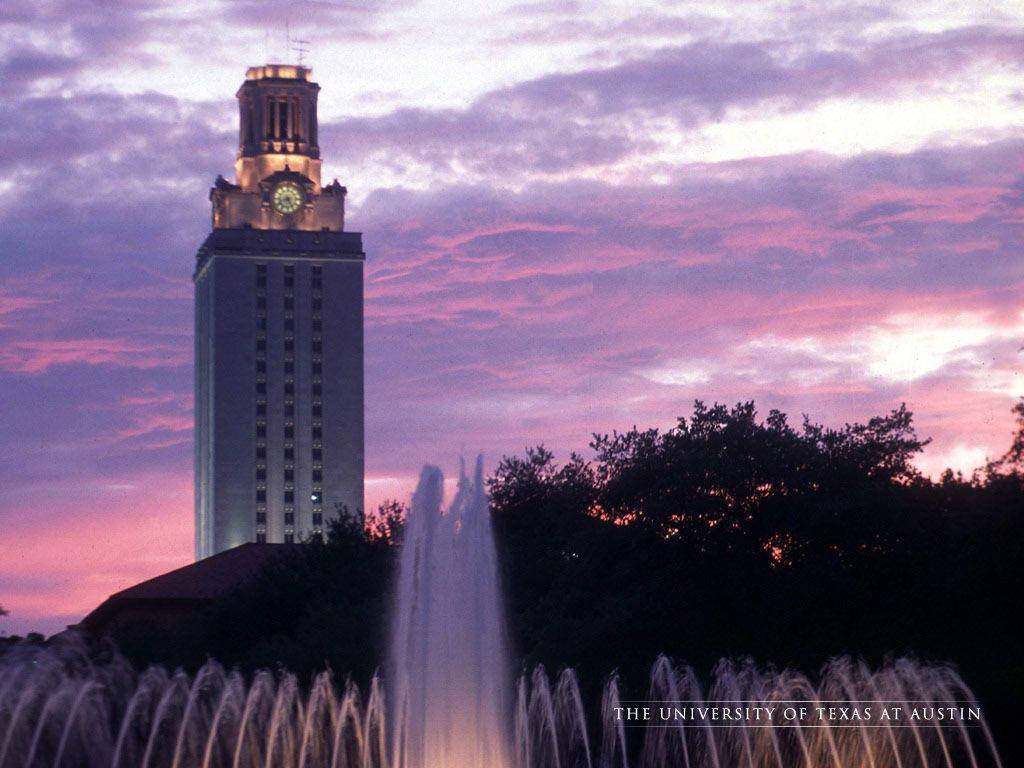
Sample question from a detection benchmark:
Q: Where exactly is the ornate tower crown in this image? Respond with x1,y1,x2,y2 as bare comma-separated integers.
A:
211,64,347,232
234,64,322,191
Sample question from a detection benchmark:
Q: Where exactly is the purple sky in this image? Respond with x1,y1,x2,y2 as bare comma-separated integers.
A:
1,0,1022,636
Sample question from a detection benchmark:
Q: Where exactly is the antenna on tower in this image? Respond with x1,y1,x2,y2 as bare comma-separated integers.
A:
292,37,310,65
284,13,310,65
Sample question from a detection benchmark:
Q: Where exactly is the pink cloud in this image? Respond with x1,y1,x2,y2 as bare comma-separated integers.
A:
425,221,591,250
0,338,190,374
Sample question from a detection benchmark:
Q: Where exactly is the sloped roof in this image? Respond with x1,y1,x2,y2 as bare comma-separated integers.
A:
80,543,292,630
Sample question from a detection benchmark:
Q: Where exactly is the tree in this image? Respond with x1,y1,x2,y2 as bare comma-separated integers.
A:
987,397,1024,476
581,401,929,563
201,502,399,681
366,499,407,544
487,400,1020,758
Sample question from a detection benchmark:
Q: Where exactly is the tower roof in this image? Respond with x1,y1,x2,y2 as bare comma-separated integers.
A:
245,64,313,82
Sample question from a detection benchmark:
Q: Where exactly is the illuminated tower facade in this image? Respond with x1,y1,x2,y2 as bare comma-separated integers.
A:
194,65,364,559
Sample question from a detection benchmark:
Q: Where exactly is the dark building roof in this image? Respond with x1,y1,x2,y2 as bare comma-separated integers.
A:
79,543,291,634
194,228,365,277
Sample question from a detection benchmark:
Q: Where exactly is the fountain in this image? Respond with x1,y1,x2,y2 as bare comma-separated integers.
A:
0,461,1005,767
389,459,510,768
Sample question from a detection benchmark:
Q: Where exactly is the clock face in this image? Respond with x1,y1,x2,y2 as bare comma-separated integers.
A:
272,182,303,214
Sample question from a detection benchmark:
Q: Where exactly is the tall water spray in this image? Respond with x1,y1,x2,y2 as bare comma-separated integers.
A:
389,458,511,768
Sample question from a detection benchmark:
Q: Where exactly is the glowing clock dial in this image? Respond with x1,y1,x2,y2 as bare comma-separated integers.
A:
272,182,304,214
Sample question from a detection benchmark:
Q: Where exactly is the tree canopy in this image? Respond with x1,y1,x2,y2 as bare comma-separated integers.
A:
23,398,1019,762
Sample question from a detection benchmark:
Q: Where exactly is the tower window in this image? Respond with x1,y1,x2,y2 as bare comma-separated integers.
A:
284,275,294,289
256,533,267,544
284,468,294,482
256,424,266,438
284,403,294,417
284,297,294,310
268,97,290,140
256,467,266,481
256,510,266,524
312,361,322,375
256,490,266,504
312,319,322,332
256,359,266,373
312,469,322,482
284,425,294,439
284,512,294,525
312,298,322,311
246,101,255,144
256,445,266,460
284,533,294,544
284,446,294,460
312,383,322,396
312,405,322,418
284,490,294,503
312,513,323,526
256,381,266,394
284,339,294,352
311,341,322,354
284,382,295,395
256,339,266,352
312,426,322,440
256,402,266,416
257,296,266,309
312,278,322,290
284,318,294,331
312,448,322,461
284,361,294,374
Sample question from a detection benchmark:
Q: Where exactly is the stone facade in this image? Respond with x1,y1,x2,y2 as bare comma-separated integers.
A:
194,65,365,559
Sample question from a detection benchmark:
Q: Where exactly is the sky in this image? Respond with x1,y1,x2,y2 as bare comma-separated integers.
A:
0,0,1022,636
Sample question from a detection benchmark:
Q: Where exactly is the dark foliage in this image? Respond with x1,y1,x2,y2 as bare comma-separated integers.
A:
106,505,402,684
489,400,1023,763
202,507,399,684
89,399,1022,759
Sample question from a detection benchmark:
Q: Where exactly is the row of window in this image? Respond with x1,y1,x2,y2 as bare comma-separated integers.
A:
253,263,326,544
281,265,297,540
257,269,323,290
256,360,326,378
254,445,326,463
255,463,325,483
257,297,325,311
310,266,324,540
256,423,327,439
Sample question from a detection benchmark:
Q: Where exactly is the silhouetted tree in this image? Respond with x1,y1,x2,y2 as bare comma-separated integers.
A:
488,400,1020,761
986,397,1024,477
95,400,1021,761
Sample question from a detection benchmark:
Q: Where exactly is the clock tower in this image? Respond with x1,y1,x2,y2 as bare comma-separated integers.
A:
194,64,365,559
